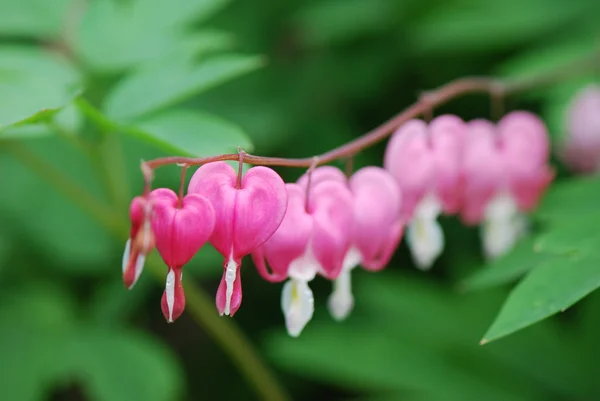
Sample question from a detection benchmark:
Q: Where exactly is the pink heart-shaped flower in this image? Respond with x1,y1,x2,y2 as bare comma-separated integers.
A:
188,161,288,316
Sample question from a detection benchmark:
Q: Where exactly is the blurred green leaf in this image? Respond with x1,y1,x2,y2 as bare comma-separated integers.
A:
482,250,600,343
0,46,81,130
410,0,589,54
0,138,114,271
76,0,234,72
69,328,182,401
104,54,264,120
0,102,83,140
0,282,75,401
535,175,600,220
133,109,253,156
496,33,598,80
460,238,553,292
0,0,69,38
295,0,397,46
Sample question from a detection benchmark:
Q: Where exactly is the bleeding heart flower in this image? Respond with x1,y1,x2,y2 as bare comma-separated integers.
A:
252,178,354,337
329,167,403,320
150,188,216,322
298,166,403,321
384,115,465,270
122,196,154,290
461,111,553,259
560,84,600,174
188,161,288,316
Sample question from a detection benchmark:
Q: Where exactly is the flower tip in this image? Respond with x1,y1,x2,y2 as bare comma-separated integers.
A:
281,279,314,338
161,268,186,323
216,259,243,316
122,239,146,290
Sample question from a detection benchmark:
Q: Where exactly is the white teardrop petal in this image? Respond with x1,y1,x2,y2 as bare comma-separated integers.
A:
281,279,314,337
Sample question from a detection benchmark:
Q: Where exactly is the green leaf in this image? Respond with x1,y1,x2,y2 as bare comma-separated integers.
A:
295,0,397,46
460,238,553,292
0,138,115,271
0,0,70,38
104,54,264,120
133,109,253,156
410,0,589,54
76,0,234,72
481,251,600,343
69,328,183,401
496,33,599,80
0,282,75,401
535,176,600,221
0,46,81,130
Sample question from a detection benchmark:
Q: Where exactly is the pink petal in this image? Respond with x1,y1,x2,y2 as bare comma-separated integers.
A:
296,166,347,189
384,119,436,220
309,181,354,279
349,167,402,268
498,112,552,211
252,184,313,282
461,119,505,224
188,162,288,259
151,188,216,268
430,115,466,213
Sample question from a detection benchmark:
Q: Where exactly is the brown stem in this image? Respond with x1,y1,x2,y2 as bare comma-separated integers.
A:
304,157,320,212
143,53,599,173
345,156,354,178
236,147,244,189
178,164,188,207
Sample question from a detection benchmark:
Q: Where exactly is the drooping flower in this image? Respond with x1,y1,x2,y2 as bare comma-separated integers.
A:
560,84,600,174
297,166,403,321
461,111,553,259
188,161,288,316
384,115,466,270
150,188,216,322
122,195,154,289
252,177,354,336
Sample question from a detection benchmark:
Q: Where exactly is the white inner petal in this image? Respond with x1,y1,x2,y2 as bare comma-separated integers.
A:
281,278,314,337
122,239,131,273
133,254,146,288
481,192,528,260
327,265,355,321
406,194,444,270
223,257,237,316
165,269,176,322
342,246,362,271
288,243,320,281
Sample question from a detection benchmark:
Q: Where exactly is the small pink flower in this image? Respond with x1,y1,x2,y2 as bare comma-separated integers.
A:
150,188,216,322
122,196,154,289
384,115,465,269
252,177,354,336
560,84,600,174
461,111,553,258
188,162,288,316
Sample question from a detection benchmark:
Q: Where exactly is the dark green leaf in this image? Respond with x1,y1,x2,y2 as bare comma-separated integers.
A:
410,0,589,54
69,328,183,401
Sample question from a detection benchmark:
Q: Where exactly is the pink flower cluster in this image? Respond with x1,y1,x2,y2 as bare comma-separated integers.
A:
122,111,553,336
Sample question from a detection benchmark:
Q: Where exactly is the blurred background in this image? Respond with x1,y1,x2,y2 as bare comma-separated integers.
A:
0,0,599,400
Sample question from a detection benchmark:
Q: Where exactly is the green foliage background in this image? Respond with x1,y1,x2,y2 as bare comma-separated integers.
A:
0,0,599,400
